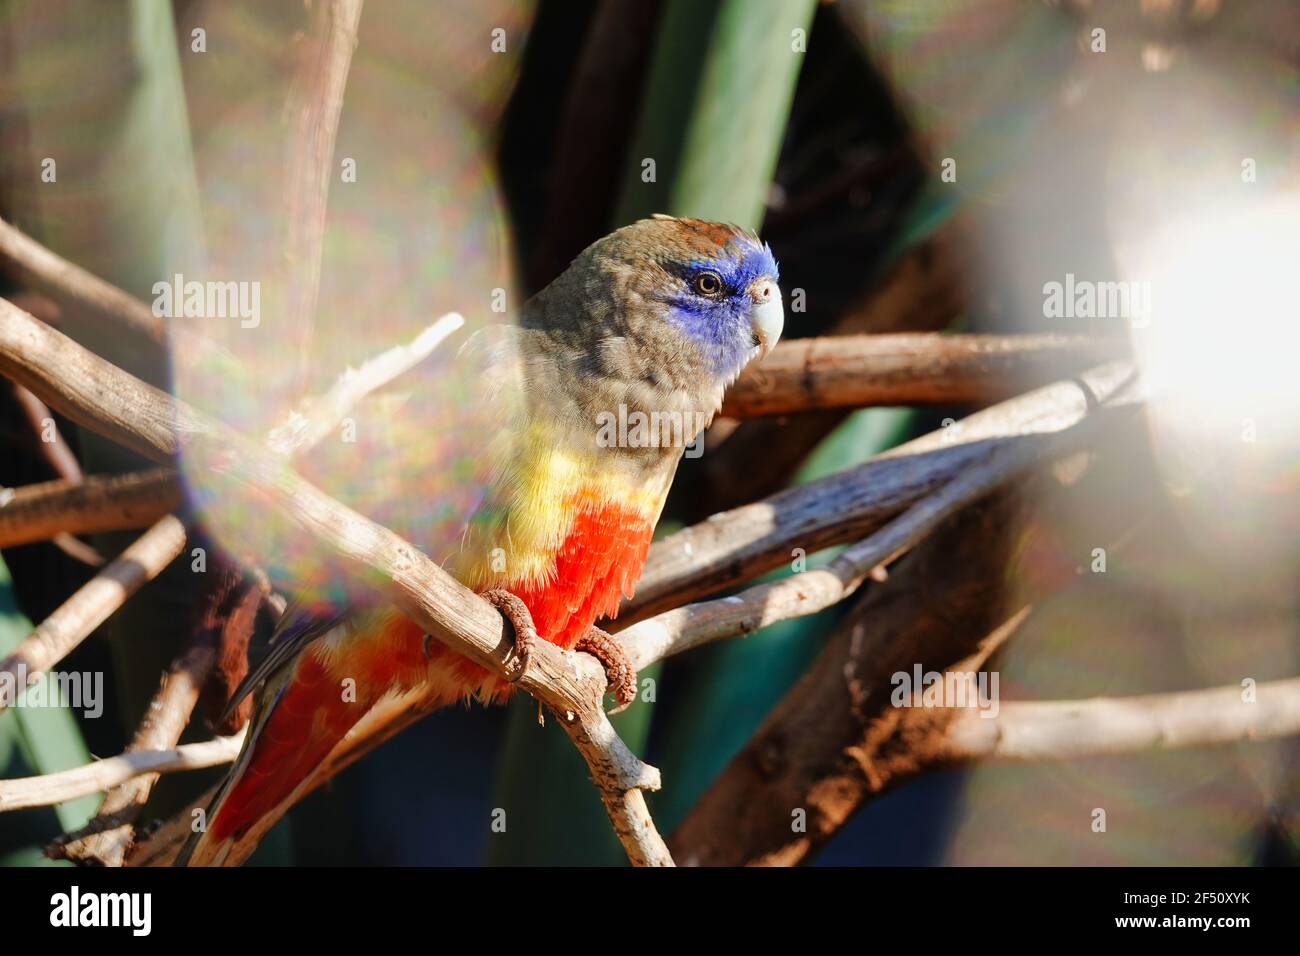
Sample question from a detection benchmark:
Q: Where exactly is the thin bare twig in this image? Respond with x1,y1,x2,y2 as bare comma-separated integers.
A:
0,514,188,715
692,220,968,517
9,381,83,482
0,296,210,462
281,0,366,391
49,558,268,864
0,735,240,815
667,441,1160,865
0,214,165,344
0,468,179,548
35,672,1299,840
936,677,1300,762
266,312,464,454
8,381,106,564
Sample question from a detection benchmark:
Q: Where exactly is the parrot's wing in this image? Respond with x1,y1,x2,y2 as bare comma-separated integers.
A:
175,667,291,866
218,600,351,725
195,316,528,609
285,320,526,582
215,326,526,720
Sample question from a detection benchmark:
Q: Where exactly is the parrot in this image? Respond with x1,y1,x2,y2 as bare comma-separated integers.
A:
178,215,783,865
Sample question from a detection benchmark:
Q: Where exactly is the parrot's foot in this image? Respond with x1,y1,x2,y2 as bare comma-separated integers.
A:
575,627,638,715
483,589,536,683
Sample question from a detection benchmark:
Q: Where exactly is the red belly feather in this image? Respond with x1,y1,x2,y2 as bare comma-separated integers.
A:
429,497,656,699
508,499,656,648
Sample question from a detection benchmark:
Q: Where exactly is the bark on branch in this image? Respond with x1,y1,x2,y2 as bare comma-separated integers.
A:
0,734,244,813
936,678,1300,762
722,333,1124,417
0,515,187,708
0,468,179,548
0,214,165,344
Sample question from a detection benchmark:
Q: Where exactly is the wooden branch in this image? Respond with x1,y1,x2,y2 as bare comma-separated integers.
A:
281,0,366,390
618,360,1141,625
0,515,187,716
7,381,108,564
10,382,83,481
663,488,1035,866
721,333,1124,417
0,296,209,463
0,734,243,814
35,309,469,859
48,535,105,568
556,708,671,866
936,677,1300,762
0,469,179,548
616,424,1091,672
0,309,461,552
0,214,165,344
265,312,463,454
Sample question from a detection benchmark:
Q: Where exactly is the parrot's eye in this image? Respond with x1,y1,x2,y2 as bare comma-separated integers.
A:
692,271,724,297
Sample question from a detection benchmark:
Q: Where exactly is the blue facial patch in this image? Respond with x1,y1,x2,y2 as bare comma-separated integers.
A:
659,238,779,376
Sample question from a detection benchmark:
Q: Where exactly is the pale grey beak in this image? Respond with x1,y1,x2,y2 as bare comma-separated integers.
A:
749,277,783,359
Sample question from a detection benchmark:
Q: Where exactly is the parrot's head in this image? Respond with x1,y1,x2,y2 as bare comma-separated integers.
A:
617,214,783,382
536,215,783,400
